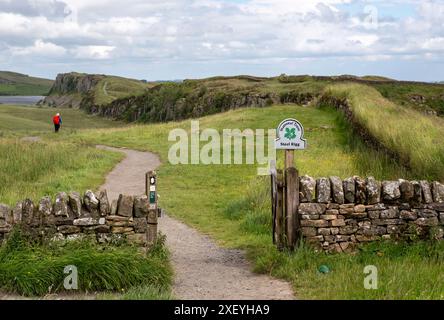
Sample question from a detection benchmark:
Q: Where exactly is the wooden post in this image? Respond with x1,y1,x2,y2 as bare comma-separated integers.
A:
270,161,277,244
285,150,294,170
275,169,284,250
146,171,158,245
285,167,300,250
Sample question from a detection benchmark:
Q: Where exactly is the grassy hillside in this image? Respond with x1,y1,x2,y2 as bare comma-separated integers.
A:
93,75,154,105
0,71,53,96
82,74,444,124
321,83,444,181
43,72,152,108
0,105,125,133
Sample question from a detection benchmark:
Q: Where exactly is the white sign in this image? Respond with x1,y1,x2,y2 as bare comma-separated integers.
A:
275,118,307,150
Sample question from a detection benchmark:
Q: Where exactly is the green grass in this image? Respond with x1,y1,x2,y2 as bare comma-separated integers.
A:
322,83,444,181
93,76,152,105
0,138,124,206
0,71,53,96
372,82,444,116
0,228,172,298
0,104,125,134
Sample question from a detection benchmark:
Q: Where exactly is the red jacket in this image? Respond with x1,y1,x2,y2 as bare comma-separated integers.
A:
53,115,61,125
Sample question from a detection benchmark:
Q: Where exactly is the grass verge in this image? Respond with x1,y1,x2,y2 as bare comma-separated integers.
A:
0,228,173,298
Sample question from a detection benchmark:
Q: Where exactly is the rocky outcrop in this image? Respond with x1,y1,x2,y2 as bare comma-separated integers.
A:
40,73,103,108
82,83,315,123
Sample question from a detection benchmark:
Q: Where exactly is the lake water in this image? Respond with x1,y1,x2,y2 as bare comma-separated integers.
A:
0,96,45,105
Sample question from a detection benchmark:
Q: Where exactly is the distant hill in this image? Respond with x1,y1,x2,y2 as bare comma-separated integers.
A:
42,72,154,108
0,71,53,96
79,74,444,122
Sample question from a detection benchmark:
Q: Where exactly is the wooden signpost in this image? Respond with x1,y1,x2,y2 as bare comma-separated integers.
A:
272,119,307,250
146,171,159,244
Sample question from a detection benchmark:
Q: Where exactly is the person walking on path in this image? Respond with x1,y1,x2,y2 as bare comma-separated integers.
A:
53,113,62,133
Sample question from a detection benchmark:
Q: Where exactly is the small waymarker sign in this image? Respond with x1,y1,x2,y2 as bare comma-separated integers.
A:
275,118,307,150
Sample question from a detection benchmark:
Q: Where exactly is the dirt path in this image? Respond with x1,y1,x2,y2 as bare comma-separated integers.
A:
98,145,294,300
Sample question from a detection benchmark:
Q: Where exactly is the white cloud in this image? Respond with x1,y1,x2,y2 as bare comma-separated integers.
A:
10,39,66,56
72,45,115,60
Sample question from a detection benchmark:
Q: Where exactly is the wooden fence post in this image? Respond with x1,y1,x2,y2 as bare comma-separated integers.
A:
275,169,284,250
285,167,300,250
146,171,158,245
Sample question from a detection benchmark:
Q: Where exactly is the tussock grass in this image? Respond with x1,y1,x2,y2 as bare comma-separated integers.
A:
323,83,444,181
0,229,172,298
0,139,123,205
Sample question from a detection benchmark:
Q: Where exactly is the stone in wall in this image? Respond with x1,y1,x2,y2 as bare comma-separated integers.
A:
84,190,100,217
366,177,381,205
54,192,70,222
343,177,355,203
382,181,401,201
134,195,149,218
411,181,423,203
355,176,367,204
330,177,344,204
316,178,331,203
98,190,111,217
69,192,82,217
420,181,433,204
432,182,444,203
400,180,414,202
300,176,316,202
117,195,134,217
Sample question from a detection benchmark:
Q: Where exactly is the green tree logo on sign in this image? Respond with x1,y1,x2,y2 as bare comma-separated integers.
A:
284,127,297,140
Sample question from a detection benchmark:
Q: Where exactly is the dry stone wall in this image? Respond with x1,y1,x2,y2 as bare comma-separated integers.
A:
298,176,444,253
0,190,158,246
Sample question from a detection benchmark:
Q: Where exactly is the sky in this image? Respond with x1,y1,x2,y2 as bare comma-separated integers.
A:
0,0,443,81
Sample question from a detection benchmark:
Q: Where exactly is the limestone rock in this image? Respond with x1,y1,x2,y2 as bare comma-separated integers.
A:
355,176,367,204
366,177,381,205
38,196,53,216
98,190,111,216
330,176,344,204
432,182,444,203
380,208,399,219
299,175,316,202
69,192,82,218
133,217,148,233
54,192,69,217
116,195,134,217
316,178,331,204
298,203,327,215
400,180,414,202
400,210,417,220
12,201,23,224
134,195,150,218
84,190,100,216
382,181,401,201
343,177,356,203
22,199,36,225
420,181,433,204
73,217,98,226
57,225,81,235
411,181,422,203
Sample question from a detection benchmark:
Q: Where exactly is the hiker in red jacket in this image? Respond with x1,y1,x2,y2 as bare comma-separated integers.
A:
53,113,62,133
